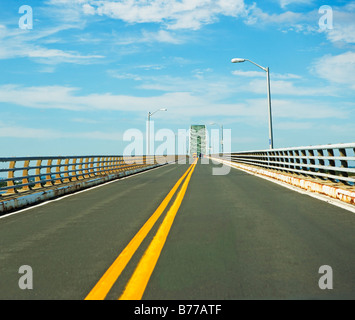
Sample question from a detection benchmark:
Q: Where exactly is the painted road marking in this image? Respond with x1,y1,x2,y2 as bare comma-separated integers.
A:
85,162,196,300
119,161,197,300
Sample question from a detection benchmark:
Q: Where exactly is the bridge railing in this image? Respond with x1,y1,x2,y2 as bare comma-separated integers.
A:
0,155,176,196
221,143,355,186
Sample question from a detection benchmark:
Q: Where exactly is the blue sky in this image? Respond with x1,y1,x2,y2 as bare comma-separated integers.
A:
0,0,354,156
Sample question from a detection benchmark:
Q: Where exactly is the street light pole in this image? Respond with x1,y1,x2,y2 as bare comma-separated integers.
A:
147,111,151,156
266,67,274,149
210,122,224,154
221,124,224,154
147,108,167,156
231,58,274,149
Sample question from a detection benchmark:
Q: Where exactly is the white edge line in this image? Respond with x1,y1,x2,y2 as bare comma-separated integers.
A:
0,162,176,220
218,158,355,214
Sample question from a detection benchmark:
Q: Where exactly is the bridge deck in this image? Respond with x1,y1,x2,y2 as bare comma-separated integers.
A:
0,161,354,299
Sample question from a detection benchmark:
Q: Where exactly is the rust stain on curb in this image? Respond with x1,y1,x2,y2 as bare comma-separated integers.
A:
213,158,355,206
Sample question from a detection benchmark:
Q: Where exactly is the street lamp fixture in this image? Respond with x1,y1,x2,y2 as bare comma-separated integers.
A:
231,58,246,63
231,58,274,149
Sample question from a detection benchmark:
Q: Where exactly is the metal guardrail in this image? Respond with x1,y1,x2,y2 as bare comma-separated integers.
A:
0,155,176,196
220,143,355,186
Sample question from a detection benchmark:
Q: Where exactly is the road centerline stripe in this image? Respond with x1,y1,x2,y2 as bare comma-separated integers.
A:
85,163,195,300
119,160,197,300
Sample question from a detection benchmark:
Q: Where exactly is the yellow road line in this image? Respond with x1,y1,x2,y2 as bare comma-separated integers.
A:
119,160,197,300
85,163,195,300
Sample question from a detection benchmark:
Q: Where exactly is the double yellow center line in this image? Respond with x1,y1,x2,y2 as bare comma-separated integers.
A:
85,160,197,300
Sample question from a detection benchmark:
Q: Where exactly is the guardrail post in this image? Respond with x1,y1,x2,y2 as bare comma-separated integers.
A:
103,157,109,175
308,149,316,177
119,157,122,171
98,157,104,175
283,151,289,171
327,148,336,179
20,160,31,192
111,157,116,173
294,150,301,173
71,158,78,181
63,158,70,183
317,149,326,180
114,157,119,172
105,156,110,174
108,157,112,174
119,156,124,171
78,158,84,180
301,150,308,176
89,157,95,177
83,157,90,178
5,161,17,195
92,157,98,176
33,159,43,189
45,159,53,187
275,151,281,170
266,151,271,168
339,148,349,179
289,151,294,170
54,159,62,185
109,156,114,173
103,157,108,175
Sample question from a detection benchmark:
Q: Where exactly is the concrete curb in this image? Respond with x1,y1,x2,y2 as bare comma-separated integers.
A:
0,163,164,214
212,158,355,206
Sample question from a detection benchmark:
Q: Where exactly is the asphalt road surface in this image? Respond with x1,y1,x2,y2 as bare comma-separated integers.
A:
0,160,354,300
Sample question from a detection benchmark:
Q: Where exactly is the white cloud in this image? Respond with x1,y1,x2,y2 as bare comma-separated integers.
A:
243,2,323,35
0,84,347,121
0,25,104,64
244,4,311,27
0,124,122,141
270,99,348,119
73,0,247,30
42,0,355,46
261,2,355,44
141,29,183,44
107,71,143,81
0,85,84,111
232,70,265,78
27,47,103,62
312,51,355,90
326,24,355,44
322,4,355,44
275,121,313,130
70,118,100,124
82,3,96,15
0,125,59,139
279,0,314,9
112,28,185,46
232,70,302,80
242,79,337,97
